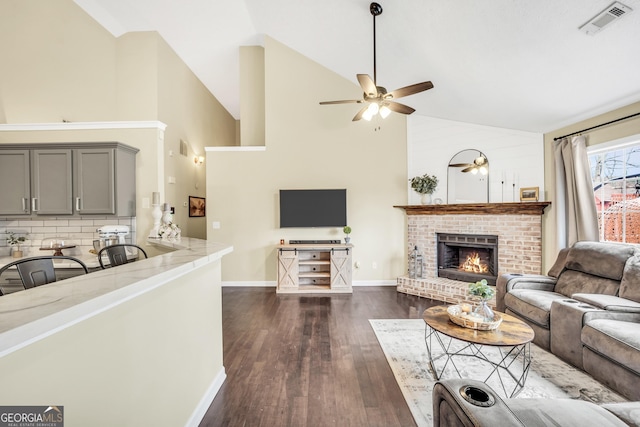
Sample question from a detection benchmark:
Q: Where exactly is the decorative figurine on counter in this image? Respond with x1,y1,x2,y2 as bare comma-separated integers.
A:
158,202,181,240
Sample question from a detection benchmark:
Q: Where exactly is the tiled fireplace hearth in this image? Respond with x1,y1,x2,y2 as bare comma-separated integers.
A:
396,202,551,308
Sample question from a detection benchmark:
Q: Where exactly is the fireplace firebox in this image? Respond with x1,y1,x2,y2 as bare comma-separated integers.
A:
436,233,498,285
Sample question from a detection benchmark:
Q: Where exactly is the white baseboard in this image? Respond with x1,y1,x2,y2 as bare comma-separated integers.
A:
221,280,396,287
222,281,276,287
185,367,227,427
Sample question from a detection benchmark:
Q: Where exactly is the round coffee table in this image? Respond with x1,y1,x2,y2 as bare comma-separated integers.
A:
423,305,535,398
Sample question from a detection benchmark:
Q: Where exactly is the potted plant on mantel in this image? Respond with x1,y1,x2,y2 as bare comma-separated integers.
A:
6,232,29,258
410,173,438,205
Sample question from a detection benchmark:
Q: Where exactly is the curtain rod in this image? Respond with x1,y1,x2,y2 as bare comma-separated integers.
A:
553,111,640,141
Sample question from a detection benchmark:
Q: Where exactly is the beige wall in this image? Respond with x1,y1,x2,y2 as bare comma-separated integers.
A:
155,34,236,237
207,37,408,283
542,101,640,270
239,46,266,146
0,1,237,240
0,0,118,122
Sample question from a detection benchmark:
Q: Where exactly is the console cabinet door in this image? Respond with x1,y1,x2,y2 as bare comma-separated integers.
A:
32,149,73,215
74,148,115,214
0,150,31,215
330,248,352,289
277,250,299,289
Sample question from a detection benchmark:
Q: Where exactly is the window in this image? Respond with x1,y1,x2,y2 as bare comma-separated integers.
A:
588,136,640,243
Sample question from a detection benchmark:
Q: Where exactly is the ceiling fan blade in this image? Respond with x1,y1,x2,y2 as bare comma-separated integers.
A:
386,101,415,115
319,100,363,105
461,166,476,173
352,105,369,121
357,74,378,97
449,163,473,168
387,81,434,99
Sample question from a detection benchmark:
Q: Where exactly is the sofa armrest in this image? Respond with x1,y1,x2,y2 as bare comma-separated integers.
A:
573,293,640,314
496,274,557,312
432,379,524,427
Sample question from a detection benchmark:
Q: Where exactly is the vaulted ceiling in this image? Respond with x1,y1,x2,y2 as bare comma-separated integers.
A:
75,0,640,133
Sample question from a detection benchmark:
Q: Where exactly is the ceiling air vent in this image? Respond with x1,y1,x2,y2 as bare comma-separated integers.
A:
579,1,633,35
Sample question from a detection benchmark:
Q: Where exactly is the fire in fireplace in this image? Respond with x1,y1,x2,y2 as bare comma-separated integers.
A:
436,233,498,285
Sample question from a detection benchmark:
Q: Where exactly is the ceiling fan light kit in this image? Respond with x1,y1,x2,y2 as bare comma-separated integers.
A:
320,2,434,122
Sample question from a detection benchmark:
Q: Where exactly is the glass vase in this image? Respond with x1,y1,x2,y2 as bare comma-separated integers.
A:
474,299,495,322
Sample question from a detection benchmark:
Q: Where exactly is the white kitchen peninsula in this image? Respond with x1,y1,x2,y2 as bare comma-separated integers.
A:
0,237,232,427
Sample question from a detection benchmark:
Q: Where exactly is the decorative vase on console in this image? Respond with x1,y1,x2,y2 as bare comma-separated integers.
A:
468,279,495,321
409,173,438,205
343,226,352,244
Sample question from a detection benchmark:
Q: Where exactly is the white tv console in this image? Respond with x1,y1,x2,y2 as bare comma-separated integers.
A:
276,243,352,293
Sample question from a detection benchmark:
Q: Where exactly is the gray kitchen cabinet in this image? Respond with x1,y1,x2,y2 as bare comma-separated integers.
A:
0,143,138,217
32,149,74,215
0,150,31,215
74,146,137,216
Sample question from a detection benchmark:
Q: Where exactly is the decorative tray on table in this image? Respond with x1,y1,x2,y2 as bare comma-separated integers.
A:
447,305,503,331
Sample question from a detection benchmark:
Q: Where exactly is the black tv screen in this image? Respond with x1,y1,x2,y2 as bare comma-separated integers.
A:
279,189,347,228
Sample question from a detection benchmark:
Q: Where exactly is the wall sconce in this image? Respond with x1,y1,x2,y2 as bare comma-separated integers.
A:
194,155,205,165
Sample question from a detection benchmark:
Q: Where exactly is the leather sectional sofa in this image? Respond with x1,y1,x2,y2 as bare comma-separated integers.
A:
496,241,640,400
432,378,640,426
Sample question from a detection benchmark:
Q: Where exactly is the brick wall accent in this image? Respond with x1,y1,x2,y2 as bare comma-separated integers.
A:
397,213,543,307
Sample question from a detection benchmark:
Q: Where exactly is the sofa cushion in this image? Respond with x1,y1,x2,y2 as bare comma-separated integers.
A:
564,241,635,281
582,319,640,376
554,270,620,298
573,293,640,313
508,398,629,427
620,254,640,304
504,290,566,328
547,247,570,278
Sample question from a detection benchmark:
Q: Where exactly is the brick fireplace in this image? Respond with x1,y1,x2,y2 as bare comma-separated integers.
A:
396,202,550,308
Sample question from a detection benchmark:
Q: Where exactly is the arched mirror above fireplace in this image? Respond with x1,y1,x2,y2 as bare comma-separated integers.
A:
447,149,489,204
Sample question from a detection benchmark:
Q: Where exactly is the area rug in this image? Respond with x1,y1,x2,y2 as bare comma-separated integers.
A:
370,319,627,427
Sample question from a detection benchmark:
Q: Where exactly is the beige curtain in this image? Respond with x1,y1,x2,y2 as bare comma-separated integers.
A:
554,136,599,248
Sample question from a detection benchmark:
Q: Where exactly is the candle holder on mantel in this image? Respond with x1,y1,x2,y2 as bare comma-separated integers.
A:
148,192,163,239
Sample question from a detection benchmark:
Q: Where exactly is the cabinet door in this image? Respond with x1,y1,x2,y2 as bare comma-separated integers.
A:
74,148,115,214
0,150,31,215
32,150,73,215
277,250,299,289
330,248,352,289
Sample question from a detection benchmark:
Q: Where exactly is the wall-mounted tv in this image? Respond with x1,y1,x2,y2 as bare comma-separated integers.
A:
279,189,347,228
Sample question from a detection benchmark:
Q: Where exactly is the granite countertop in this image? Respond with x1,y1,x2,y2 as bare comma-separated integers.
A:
0,237,233,357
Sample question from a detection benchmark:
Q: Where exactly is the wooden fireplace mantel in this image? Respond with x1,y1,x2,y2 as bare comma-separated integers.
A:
394,202,551,216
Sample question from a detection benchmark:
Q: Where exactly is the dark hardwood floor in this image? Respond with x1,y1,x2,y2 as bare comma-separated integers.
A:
199,286,438,427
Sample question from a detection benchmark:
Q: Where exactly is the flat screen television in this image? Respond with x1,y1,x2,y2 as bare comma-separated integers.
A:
279,189,347,228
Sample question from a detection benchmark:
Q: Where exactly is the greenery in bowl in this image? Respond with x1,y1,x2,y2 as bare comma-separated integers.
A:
468,279,495,300
409,174,438,194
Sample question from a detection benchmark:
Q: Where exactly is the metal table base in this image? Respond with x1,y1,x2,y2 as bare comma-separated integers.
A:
425,323,532,398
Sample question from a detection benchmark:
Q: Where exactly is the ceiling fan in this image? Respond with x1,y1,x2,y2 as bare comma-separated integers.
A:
319,2,434,121
450,154,489,174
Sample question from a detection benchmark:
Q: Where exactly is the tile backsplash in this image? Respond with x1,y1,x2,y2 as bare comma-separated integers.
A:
0,217,136,258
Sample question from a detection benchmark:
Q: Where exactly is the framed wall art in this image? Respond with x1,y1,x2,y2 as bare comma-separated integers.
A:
520,187,539,202
189,196,206,217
